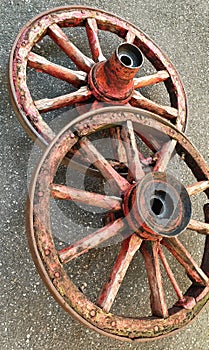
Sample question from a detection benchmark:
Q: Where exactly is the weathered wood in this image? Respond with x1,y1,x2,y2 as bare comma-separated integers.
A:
134,70,170,89
86,18,106,62
153,140,177,172
35,86,91,112
162,237,208,285
97,234,142,312
131,90,178,120
158,245,183,300
79,137,130,194
187,181,209,196
58,218,125,264
28,52,86,87
51,183,122,210
121,120,145,181
48,23,94,72
141,241,169,318
109,127,127,165
188,219,209,235
125,30,136,43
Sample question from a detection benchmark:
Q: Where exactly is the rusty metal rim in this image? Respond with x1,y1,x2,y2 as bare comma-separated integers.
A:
26,107,208,341
8,5,187,148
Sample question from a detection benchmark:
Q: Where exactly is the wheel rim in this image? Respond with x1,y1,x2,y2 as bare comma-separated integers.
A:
27,106,209,342
9,5,187,148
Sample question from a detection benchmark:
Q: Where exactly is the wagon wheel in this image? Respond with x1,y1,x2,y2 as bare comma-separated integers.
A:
9,5,187,149
27,107,209,342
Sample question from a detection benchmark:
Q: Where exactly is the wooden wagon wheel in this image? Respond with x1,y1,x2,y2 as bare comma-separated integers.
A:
27,107,209,342
9,6,187,149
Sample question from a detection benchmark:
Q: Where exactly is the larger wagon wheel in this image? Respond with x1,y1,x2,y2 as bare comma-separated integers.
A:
9,6,187,149
27,107,209,342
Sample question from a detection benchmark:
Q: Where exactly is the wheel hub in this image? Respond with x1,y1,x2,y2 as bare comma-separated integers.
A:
88,43,144,103
123,172,192,240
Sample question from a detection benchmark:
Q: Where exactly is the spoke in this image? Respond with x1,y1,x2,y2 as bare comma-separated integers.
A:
35,86,92,113
141,241,168,318
134,70,170,89
86,18,106,62
97,234,142,312
125,30,136,43
158,245,183,300
187,219,209,235
27,52,87,87
48,24,94,72
79,137,130,194
162,237,209,286
153,139,177,172
121,120,145,181
58,218,125,264
109,127,127,164
187,180,209,196
51,183,122,211
131,90,178,120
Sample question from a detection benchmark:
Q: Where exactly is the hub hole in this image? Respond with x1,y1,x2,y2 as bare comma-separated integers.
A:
117,43,143,68
150,190,174,219
120,55,133,67
150,197,164,216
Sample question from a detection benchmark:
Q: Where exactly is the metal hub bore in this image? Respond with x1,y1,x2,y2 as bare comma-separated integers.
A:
123,172,192,240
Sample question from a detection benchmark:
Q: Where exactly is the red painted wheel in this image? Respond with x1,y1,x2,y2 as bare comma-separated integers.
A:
27,107,209,342
9,6,187,147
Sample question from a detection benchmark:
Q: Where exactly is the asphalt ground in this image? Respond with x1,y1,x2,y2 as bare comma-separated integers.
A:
0,0,208,349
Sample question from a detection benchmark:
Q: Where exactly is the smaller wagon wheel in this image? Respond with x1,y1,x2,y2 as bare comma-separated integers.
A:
9,6,187,149
27,107,209,342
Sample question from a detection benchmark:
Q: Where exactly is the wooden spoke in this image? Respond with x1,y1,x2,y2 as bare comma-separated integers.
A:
27,52,87,87
58,218,125,264
51,183,122,211
158,245,183,300
86,18,106,62
48,23,94,72
131,90,178,120
125,30,136,43
79,137,130,194
121,120,145,181
187,180,209,196
109,127,127,165
187,219,209,235
141,241,169,318
153,140,177,172
134,70,170,89
162,237,209,286
97,234,142,312
34,86,92,113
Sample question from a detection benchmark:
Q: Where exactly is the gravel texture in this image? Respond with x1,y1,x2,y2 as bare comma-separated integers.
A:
0,0,208,349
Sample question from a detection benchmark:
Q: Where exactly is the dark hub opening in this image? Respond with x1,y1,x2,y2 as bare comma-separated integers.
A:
117,43,143,68
120,55,132,67
150,190,174,219
151,197,164,216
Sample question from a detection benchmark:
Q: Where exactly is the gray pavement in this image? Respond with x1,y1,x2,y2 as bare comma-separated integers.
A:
0,0,208,349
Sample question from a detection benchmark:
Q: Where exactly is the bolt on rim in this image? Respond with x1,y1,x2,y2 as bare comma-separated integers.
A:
26,106,209,342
